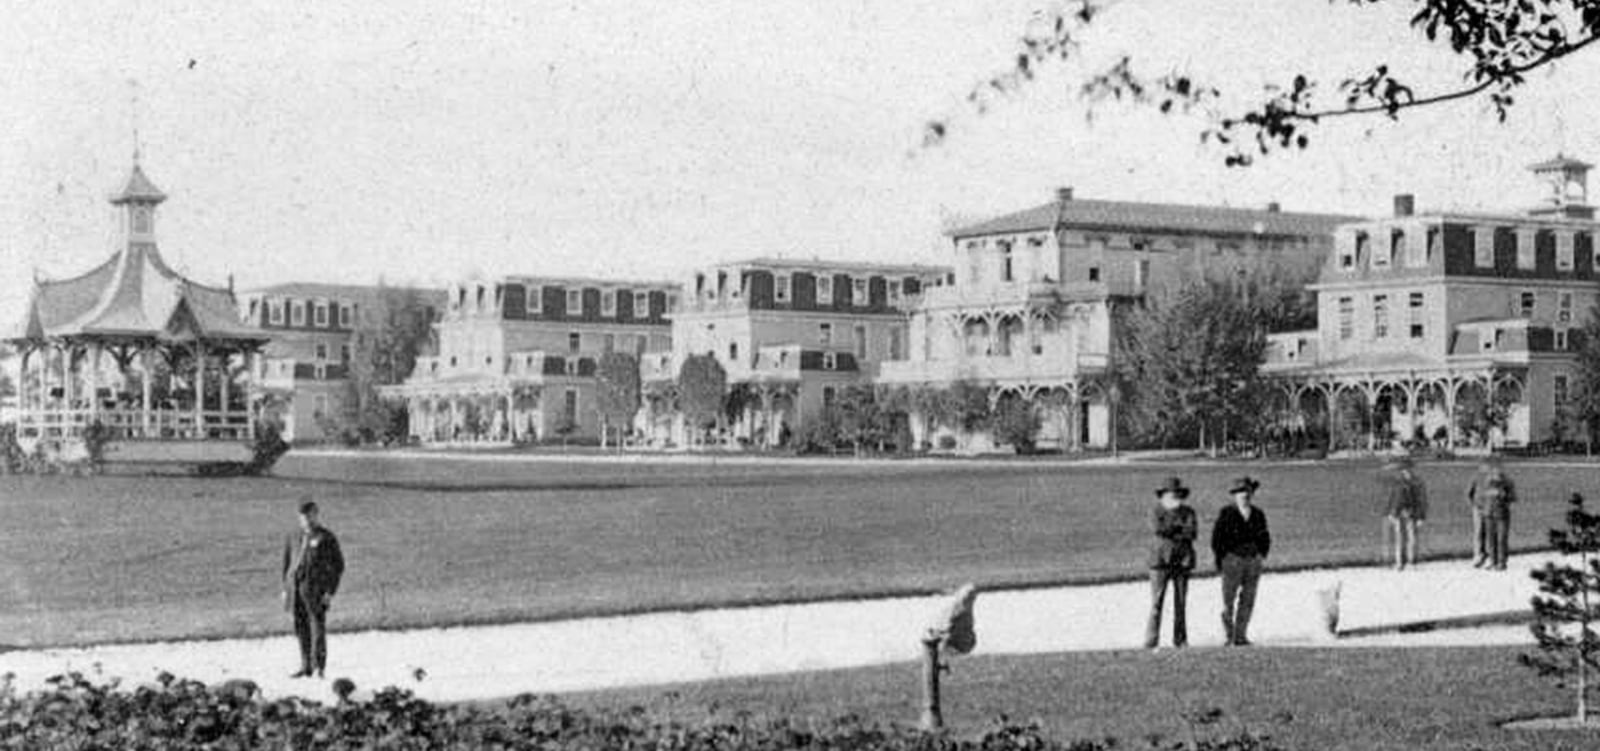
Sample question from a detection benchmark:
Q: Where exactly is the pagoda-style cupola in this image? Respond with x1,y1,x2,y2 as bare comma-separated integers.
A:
110,161,168,243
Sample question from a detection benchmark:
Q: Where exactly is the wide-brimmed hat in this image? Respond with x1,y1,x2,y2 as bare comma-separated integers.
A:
1154,476,1190,498
1228,476,1261,495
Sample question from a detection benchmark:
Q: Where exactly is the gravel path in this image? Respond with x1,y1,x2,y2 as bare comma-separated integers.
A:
0,552,1554,704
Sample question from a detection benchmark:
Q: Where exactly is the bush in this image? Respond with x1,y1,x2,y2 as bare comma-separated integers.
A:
937,435,958,450
0,424,22,474
0,670,1290,751
245,423,291,476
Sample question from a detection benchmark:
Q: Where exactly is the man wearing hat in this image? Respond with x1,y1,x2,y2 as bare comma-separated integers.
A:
1380,456,1428,570
282,499,345,678
1211,477,1271,646
1145,477,1198,649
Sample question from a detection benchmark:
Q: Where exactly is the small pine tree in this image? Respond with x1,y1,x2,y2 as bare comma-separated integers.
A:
1523,492,1600,723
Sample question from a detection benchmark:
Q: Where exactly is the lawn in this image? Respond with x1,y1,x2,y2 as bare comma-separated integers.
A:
1,453,1596,647
567,645,1600,751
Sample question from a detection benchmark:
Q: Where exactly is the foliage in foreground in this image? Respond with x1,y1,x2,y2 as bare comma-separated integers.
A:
1524,492,1600,721
0,670,1289,751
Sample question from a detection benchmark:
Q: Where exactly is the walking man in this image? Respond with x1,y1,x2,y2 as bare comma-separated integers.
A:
1212,476,1271,646
283,499,344,678
1145,477,1198,650
1465,460,1495,567
1380,456,1428,570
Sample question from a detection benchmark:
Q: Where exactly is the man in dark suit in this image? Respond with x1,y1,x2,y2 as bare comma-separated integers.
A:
1211,476,1271,646
282,499,344,678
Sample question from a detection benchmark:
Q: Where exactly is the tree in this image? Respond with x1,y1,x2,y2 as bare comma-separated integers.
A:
325,286,436,445
991,396,1041,454
832,384,891,456
594,352,641,450
676,354,727,448
929,0,1600,166
1523,492,1600,724
1570,307,1600,452
1114,275,1267,451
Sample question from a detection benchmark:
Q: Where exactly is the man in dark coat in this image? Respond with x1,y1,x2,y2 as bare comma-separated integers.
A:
283,499,344,678
1380,456,1428,570
1212,476,1271,646
1145,476,1198,650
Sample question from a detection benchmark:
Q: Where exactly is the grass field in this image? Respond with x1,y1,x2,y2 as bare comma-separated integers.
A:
568,645,1600,751
2,452,1598,647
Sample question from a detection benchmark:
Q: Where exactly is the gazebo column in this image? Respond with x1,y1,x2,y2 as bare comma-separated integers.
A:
88,342,102,424
192,341,206,439
220,351,232,436
141,348,154,437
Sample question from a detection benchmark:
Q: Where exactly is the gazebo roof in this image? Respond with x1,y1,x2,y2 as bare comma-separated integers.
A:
110,163,168,205
12,244,266,345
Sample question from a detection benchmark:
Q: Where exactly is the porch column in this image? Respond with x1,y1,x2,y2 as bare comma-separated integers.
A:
220,351,232,432
1444,379,1459,451
450,398,461,442
1324,387,1338,453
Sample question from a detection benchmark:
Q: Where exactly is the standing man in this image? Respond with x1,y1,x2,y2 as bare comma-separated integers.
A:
1481,460,1517,570
1380,456,1428,570
282,499,344,678
1145,477,1198,650
1465,460,1496,567
1211,476,1271,646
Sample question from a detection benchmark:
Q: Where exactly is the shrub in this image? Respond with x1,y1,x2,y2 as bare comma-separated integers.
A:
245,423,291,476
0,424,22,474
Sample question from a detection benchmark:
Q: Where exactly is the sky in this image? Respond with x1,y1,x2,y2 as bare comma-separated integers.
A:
4,0,1600,328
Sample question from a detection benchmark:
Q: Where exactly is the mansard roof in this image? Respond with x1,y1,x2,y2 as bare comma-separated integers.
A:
950,198,1358,240
1528,154,1593,172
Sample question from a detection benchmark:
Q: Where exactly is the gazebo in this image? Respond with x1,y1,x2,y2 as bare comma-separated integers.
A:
7,162,271,467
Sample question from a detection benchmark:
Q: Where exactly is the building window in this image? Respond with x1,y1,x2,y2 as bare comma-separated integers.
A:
852,278,868,306
1339,234,1358,269
967,241,982,284
817,275,834,305
775,274,791,303
1088,266,1100,282
602,333,616,353
728,342,739,362
1355,232,1371,266
268,300,284,325
1558,231,1576,271
822,352,838,370
1556,374,1570,408
889,328,903,360
1409,292,1425,338
1557,329,1570,351
339,344,351,363
1337,296,1354,340
566,289,583,315
563,389,579,424
1136,260,1150,288
1405,228,1426,267
568,332,581,354
340,304,354,327
626,291,644,319
314,303,329,327
819,322,833,346
1520,291,1536,318
290,301,306,326
999,240,1014,282
666,294,679,312
1516,229,1536,270
1373,294,1389,339
601,290,616,316
1473,227,1494,268
887,280,902,305
822,385,836,406
314,343,329,361
855,324,867,359
1375,231,1397,268
527,285,542,314
1560,292,1574,323
1028,236,1048,280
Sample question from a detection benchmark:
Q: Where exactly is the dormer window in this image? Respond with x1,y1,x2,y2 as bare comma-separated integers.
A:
566,289,583,315
775,274,791,303
291,301,306,327
634,291,650,319
268,299,284,325
887,280,901,305
1516,229,1537,270
1373,231,1393,268
1474,227,1495,268
823,352,838,370
852,278,868,306
339,304,354,327
601,290,616,317
528,285,543,315
816,275,834,305
1558,231,1575,271
314,303,329,327
999,240,1014,282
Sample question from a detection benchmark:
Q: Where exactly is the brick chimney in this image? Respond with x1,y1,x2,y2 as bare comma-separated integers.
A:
1393,194,1415,217
1266,201,1281,213
1056,187,1074,203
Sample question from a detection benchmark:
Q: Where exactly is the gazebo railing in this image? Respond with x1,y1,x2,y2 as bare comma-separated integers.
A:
16,407,255,441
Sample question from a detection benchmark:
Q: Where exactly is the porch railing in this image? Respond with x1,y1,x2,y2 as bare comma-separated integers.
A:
16,407,255,441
